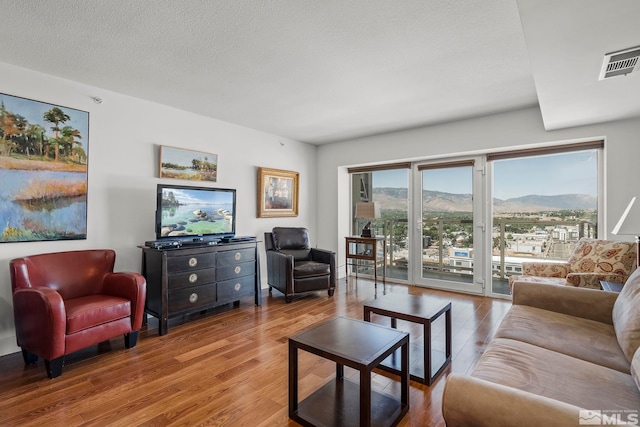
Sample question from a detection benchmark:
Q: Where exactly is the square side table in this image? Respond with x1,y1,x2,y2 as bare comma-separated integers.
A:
364,294,451,385
289,316,409,426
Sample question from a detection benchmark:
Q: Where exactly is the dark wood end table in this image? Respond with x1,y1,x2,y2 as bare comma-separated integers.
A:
289,316,409,427
364,294,451,385
345,236,387,285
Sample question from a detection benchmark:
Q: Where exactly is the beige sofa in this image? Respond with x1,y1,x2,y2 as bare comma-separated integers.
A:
442,268,640,427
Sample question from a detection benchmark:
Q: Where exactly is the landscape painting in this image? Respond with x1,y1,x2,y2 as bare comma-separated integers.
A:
159,145,218,182
0,93,88,243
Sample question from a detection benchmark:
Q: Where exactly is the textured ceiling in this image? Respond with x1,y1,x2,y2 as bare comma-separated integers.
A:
518,0,640,130
0,0,638,144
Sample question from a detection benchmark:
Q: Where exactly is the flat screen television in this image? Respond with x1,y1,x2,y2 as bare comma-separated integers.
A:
155,183,236,241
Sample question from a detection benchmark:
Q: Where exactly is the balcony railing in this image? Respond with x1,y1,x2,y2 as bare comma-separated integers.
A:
491,218,596,280
356,217,597,288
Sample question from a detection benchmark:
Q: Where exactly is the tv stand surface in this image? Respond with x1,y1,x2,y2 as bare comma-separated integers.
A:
141,239,261,335
179,239,219,247
220,236,256,243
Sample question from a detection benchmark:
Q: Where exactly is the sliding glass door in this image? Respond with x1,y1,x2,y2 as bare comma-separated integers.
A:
413,159,485,294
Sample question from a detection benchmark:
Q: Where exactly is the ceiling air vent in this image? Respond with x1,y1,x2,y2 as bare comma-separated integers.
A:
599,45,640,80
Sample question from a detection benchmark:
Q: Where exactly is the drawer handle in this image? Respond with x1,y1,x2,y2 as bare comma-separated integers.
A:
189,257,198,267
189,293,198,303
189,273,198,283
234,266,241,274
234,252,241,261
234,283,241,291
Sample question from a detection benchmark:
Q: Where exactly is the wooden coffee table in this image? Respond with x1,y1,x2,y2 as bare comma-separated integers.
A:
289,316,409,427
364,294,451,385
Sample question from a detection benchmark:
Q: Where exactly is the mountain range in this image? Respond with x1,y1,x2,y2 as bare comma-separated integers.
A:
373,188,596,213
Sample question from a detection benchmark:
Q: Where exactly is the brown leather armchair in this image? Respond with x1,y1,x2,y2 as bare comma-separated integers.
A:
10,249,146,378
264,227,336,303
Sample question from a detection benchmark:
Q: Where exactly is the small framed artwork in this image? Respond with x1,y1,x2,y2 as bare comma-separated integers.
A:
159,145,218,182
257,167,299,218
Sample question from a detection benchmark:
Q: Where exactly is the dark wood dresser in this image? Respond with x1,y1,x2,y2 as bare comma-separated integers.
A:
141,240,261,335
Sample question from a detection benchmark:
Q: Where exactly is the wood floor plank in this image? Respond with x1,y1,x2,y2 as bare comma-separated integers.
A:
0,278,510,426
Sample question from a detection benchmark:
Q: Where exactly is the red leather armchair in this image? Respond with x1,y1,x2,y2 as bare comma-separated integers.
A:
10,249,146,379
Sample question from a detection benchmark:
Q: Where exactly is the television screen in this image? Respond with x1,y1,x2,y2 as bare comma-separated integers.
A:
155,184,236,240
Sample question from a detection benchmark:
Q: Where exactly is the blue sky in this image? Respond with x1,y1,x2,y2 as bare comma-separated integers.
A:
372,150,598,200
161,146,217,167
493,151,597,199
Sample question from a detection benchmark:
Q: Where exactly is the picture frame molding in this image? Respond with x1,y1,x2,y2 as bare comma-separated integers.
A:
0,92,89,243
257,167,299,218
159,145,218,182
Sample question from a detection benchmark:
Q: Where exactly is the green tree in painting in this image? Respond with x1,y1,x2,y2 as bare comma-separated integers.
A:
191,156,216,172
0,102,20,156
73,145,87,164
24,124,46,158
10,114,28,155
61,125,82,162
43,107,70,162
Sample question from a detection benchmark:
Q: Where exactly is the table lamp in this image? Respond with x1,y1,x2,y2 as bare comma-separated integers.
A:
612,196,640,268
354,201,380,237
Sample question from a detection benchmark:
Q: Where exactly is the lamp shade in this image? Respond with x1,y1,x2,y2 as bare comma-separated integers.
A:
354,201,380,219
612,197,640,236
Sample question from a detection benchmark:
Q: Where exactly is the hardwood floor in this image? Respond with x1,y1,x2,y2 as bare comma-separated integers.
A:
0,278,511,426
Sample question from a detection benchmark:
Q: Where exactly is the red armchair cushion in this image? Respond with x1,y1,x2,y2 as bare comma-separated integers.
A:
65,295,131,334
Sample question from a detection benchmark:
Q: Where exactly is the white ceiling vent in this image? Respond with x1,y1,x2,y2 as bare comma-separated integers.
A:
599,45,640,80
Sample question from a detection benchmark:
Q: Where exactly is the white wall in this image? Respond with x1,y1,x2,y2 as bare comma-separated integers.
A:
2,61,639,358
316,107,640,274
0,63,318,356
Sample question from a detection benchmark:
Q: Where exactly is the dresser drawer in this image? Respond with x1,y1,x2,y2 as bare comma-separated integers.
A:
217,261,255,281
167,268,216,289
167,253,215,273
216,248,255,266
168,285,216,314
217,275,255,302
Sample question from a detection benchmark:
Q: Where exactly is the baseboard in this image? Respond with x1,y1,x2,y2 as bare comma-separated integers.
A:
0,335,19,357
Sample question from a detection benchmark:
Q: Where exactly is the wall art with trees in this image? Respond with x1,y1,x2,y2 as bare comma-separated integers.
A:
0,93,89,242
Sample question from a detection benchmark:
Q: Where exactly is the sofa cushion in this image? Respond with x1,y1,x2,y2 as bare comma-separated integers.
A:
472,338,640,410
65,295,131,334
613,268,640,362
632,348,640,392
568,239,636,279
293,260,331,279
508,275,567,294
495,305,629,373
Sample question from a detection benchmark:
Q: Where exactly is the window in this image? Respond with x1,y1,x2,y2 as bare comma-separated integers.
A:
347,140,602,297
489,141,602,295
349,163,410,281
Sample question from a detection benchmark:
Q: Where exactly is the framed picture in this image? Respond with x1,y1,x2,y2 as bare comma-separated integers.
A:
257,167,299,218
0,92,89,243
159,145,218,182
